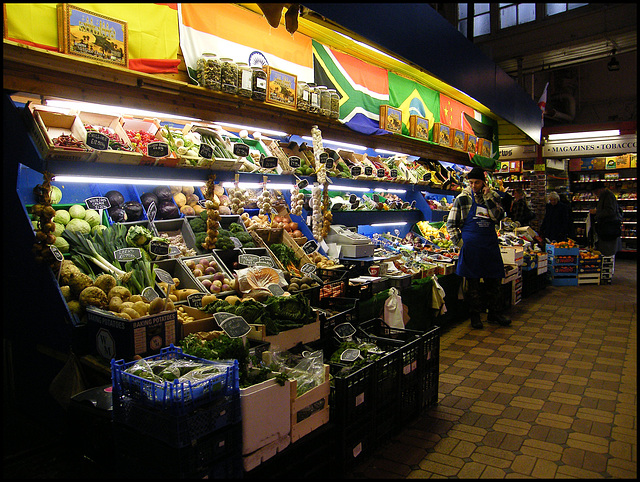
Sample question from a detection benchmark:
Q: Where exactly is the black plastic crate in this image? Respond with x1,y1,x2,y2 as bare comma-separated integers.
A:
336,416,376,472
316,268,349,299
346,277,390,301
420,326,440,410
112,390,241,448
329,361,376,425
113,421,242,478
315,297,358,340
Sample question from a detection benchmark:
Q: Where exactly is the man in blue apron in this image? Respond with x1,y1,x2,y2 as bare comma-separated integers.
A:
446,167,511,329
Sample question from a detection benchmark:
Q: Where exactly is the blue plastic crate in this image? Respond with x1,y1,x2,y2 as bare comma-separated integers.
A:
551,276,578,286
546,245,579,256
112,390,241,449
111,344,239,415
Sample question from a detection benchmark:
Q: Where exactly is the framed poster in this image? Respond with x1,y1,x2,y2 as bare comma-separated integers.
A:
266,66,297,110
57,4,128,67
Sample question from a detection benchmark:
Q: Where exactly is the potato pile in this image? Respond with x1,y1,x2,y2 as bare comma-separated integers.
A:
171,185,204,216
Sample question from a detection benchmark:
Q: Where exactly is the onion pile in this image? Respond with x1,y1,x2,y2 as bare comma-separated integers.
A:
31,172,60,269
202,175,220,250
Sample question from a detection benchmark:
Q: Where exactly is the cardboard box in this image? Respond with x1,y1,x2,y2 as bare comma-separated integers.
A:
86,307,178,361
248,319,321,351
290,364,331,443
379,105,402,134
466,134,478,153
452,129,467,151
77,111,142,165
616,154,631,169
432,123,452,147
478,138,493,158
501,246,524,265
409,115,430,140
28,107,94,162
240,376,292,455
175,305,217,339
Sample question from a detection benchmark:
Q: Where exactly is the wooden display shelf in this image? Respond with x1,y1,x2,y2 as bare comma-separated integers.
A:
3,39,479,168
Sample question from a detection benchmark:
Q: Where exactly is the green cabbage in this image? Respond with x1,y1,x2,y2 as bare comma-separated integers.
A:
69,204,86,219
54,209,71,225
50,185,62,204
84,209,101,228
65,218,91,235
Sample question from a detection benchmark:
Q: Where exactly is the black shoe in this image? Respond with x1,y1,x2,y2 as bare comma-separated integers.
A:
470,313,483,329
487,312,511,326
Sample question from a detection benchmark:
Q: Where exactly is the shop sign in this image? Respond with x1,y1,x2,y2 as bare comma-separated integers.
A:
498,145,537,159
543,135,637,157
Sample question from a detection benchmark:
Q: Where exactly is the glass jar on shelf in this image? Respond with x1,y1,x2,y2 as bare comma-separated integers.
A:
308,83,320,114
319,86,331,117
251,66,267,101
220,58,238,94
328,88,340,119
237,62,253,97
197,53,221,91
297,81,310,111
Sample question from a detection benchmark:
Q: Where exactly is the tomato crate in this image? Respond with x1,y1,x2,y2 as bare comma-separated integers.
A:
549,255,578,265
316,268,349,299
314,297,358,340
549,264,578,275
113,421,242,478
546,245,579,257
329,360,376,425
111,344,239,415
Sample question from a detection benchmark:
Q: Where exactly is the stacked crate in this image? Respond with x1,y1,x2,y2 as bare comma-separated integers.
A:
578,250,602,285
546,244,579,286
600,256,615,284
111,345,243,479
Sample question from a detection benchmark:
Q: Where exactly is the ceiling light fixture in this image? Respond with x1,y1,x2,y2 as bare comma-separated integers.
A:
547,130,620,141
607,49,620,71
53,175,206,186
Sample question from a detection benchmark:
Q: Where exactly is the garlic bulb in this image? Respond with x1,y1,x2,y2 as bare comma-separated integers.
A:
311,125,327,185
290,184,304,216
311,183,323,239
257,188,272,216
228,186,247,215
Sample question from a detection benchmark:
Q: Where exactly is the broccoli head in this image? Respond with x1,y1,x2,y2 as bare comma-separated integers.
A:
228,222,245,234
189,216,206,233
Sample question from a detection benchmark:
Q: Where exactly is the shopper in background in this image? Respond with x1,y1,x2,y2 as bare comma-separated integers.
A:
559,192,576,240
447,167,511,329
510,188,536,226
589,180,623,256
539,191,570,243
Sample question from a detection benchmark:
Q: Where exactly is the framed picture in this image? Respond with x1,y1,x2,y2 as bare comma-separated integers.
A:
57,4,128,67
480,138,492,158
433,123,452,147
380,105,403,134
466,134,478,153
266,66,297,110
409,115,429,140
452,129,467,151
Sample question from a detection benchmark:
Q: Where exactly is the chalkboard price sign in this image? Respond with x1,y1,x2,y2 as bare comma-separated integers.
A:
84,196,111,210
147,141,170,158
297,179,309,190
86,131,110,150
187,292,205,308
233,143,250,157
364,166,373,176
340,348,361,363
50,244,64,262
288,156,301,168
350,166,362,177
300,263,316,274
114,247,142,262
390,169,398,178
422,172,431,182
149,240,170,256
377,168,385,178
302,240,318,254
230,237,243,249
154,268,175,285
256,256,275,268
334,322,356,339
260,155,278,169
238,254,259,266
147,201,157,222
318,152,329,164
142,286,160,301
198,143,213,160
214,313,251,338
267,283,285,296
325,158,334,169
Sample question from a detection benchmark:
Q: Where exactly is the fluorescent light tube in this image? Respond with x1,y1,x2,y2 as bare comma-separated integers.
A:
221,182,294,190
216,122,289,137
371,222,408,227
547,130,620,141
53,175,205,186
45,99,201,122
300,136,367,151
373,188,406,194
326,185,370,192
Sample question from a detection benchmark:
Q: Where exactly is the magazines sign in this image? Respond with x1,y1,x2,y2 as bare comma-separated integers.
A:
543,135,637,157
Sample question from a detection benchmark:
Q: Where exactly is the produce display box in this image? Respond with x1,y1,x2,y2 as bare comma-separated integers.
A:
537,262,548,275
384,273,413,290
154,218,197,254
89,184,148,224
434,262,456,276
251,227,314,270
247,318,321,352
500,246,524,265
85,306,178,361
546,245,579,256
314,297,358,341
111,345,239,414
113,421,242,479
120,117,179,167
242,433,291,472
329,360,376,425
137,185,185,219
578,273,601,285
180,252,236,297
154,258,208,300
77,111,142,165
316,268,349,299
336,416,375,472
549,264,578,276
549,254,578,265
550,276,578,287
346,276,390,301
26,105,94,162
502,264,519,284
290,364,331,443
240,375,292,456
176,305,217,339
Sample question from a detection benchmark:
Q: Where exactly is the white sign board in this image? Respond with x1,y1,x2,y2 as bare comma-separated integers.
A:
542,134,637,158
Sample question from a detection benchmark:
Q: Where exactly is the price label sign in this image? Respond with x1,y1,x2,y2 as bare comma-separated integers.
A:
410,200,416,209
50,244,64,262
349,194,358,204
350,166,362,177
364,166,373,176
302,240,318,254
288,156,301,169
267,283,285,296
390,169,398,178
300,263,317,274
334,322,356,340
149,240,170,256
422,172,431,182
147,141,170,158
147,201,157,222
256,256,275,268
114,247,142,262
318,152,329,164
377,168,386,178
168,245,181,257
238,254,259,266
233,143,250,157
198,143,213,160
297,179,309,189
84,196,111,210
214,313,251,338
230,237,243,249
187,292,205,308
325,158,334,169
86,131,110,150
340,348,361,363
142,286,160,301
259,155,278,169
154,268,175,285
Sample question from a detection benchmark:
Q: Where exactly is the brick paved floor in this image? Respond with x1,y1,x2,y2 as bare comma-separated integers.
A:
347,257,637,479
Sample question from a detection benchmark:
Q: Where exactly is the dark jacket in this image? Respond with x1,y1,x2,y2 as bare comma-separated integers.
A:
540,201,571,242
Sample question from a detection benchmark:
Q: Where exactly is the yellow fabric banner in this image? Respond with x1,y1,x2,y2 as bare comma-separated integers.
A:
4,3,179,60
